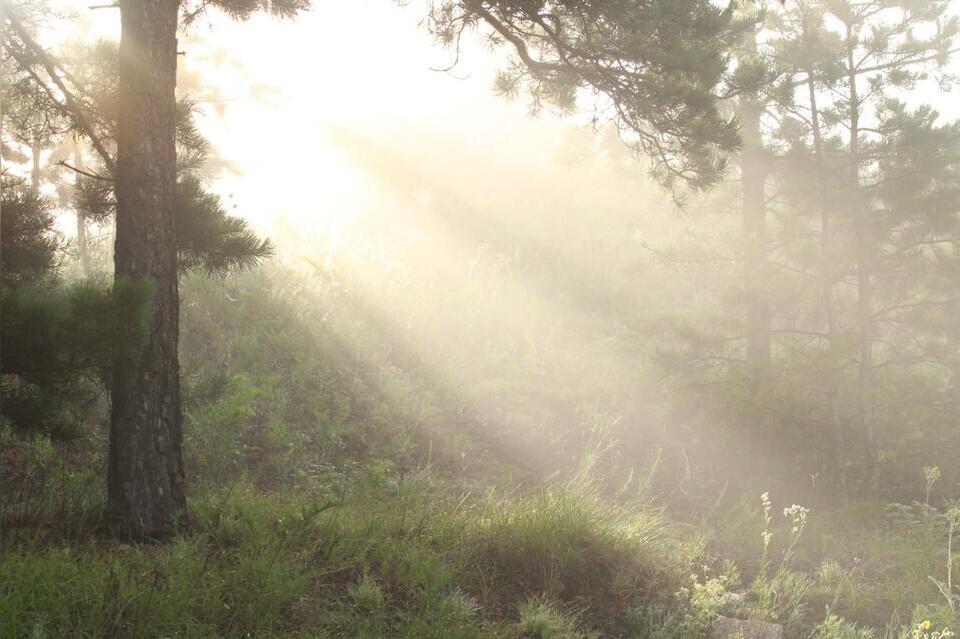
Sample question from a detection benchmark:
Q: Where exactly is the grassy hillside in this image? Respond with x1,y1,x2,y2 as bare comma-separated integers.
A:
1,475,698,638
2,270,958,639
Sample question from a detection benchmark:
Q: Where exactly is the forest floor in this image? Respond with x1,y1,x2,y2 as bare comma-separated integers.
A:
2,473,698,638
2,276,958,638
1,468,957,638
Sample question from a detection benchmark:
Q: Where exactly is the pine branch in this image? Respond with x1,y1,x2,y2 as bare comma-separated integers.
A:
2,2,116,172
57,160,113,182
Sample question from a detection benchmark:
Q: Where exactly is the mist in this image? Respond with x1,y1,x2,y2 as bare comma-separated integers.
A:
4,1,960,637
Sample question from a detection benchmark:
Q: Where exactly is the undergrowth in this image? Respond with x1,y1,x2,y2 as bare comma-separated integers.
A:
0,474,698,638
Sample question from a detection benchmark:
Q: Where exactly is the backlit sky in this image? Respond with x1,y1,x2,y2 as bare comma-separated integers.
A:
43,0,960,251
72,0,570,246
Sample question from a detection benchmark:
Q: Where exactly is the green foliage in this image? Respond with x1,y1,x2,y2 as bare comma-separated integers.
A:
909,607,958,639
457,480,695,621
67,141,275,278
0,493,311,638
175,175,274,277
669,571,743,638
749,569,813,635
1,279,152,438
0,431,105,543
178,270,412,490
6,2,960,635
5,257,960,638
516,596,594,639
428,0,741,191
186,0,310,22
1,70,273,444
642,0,960,509
811,614,876,639
5,29,274,283
0,476,697,638
0,175,59,284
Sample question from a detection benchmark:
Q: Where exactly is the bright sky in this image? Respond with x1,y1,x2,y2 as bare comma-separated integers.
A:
55,0,570,251
186,0,566,242
41,0,960,252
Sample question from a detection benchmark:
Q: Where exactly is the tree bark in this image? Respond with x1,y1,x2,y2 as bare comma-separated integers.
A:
108,0,186,538
846,30,879,497
74,145,91,276
30,138,41,196
741,102,770,380
807,74,848,503
739,23,771,384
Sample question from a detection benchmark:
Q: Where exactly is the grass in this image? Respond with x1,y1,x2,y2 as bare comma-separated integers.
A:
0,473,697,638
4,433,957,639
5,472,960,638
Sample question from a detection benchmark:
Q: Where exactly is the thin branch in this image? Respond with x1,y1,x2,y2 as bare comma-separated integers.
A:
57,160,113,182
430,20,467,74
3,3,116,172
470,4,563,77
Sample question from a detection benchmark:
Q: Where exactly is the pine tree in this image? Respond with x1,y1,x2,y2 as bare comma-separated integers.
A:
427,0,742,192
2,0,288,536
643,0,960,500
769,0,959,496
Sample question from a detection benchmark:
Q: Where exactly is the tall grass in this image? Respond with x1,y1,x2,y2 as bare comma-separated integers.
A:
0,474,695,638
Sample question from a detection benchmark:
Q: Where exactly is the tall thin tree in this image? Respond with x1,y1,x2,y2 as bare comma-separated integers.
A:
108,0,184,537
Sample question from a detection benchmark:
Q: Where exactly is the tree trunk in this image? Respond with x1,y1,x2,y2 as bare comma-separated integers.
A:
807,74,848,503
739,24,770,384
108,0,186,538
30,138,41,196
74,145,91,276
741,105,770,381
846,32,879,497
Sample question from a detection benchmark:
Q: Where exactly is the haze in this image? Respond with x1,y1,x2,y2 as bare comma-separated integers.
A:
4,1,960,637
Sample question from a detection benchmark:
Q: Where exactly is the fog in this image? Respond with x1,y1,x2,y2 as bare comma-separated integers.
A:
5,1,960,637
